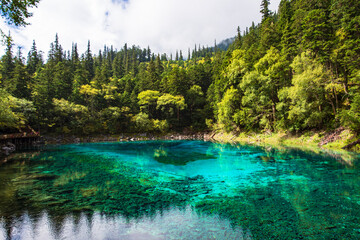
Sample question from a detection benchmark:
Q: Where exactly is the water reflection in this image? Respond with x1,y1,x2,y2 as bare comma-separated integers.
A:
0,207,249,240
0,141,360,239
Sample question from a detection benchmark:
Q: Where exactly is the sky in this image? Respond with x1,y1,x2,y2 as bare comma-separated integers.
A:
0,0,280,58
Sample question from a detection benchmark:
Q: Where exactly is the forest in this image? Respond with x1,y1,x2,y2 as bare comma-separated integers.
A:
1,0,360,137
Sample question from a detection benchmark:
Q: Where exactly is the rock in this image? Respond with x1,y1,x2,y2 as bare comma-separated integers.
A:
251,194,266,201
1,142,16,156
2,146,12,155
6,142,16,150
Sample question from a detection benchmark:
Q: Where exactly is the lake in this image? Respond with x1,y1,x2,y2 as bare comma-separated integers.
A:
1,140,360,239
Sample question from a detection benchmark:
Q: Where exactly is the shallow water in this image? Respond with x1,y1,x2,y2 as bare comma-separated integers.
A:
1,140,360,239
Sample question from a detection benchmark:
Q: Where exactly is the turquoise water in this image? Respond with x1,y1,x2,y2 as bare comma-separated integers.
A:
1,140,360,239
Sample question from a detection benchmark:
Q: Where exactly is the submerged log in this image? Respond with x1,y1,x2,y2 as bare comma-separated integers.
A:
342,139,360,150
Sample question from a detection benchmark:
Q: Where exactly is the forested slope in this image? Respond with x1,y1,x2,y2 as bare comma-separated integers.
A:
1,0,359,137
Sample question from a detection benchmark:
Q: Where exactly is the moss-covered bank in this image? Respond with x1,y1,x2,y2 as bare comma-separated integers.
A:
210,129,360,153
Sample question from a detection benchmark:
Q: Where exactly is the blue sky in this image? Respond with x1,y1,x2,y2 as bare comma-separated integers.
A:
0,0,280,57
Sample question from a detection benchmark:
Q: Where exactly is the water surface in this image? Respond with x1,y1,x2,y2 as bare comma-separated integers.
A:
1,140,360,239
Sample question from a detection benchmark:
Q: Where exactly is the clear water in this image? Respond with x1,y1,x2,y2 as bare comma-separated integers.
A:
1,140,360,239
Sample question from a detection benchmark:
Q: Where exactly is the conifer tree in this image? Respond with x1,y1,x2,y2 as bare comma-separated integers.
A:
112,53,124,79
48,34,63,64
260,0,271,21
147,46,151,61
84,40,94,79
27,40,42,75
1,33,14,91
12,48,31,99
71,43,79,65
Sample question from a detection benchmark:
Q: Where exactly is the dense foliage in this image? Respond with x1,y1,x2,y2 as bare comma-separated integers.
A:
0,0,40,26
1,0,360,136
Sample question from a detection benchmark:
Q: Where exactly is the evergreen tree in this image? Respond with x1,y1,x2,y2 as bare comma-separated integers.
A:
48,34,63,64
27,40,42,75
147,46,151,61
260,0,271,21
12,48,31,99
71,43,79,66
301,9,333,62
84,40,94,79
0,33,14,91
112,53,124,79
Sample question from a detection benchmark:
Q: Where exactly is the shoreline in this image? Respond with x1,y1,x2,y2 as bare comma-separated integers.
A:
210,129,360,154
2,129,359,160
36,128,360,153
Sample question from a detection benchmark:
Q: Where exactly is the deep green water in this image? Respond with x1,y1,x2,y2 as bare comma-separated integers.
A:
1,140,360,240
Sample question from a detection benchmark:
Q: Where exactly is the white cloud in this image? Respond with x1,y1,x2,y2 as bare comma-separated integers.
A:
0,0,280,58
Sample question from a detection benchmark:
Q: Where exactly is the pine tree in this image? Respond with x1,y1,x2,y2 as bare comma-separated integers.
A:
71,43,79,65
301,9,333,62
84,40,94,79
112,53,124,79
27,40,42,75
237,26,241,41
1,33,15,91
54,34,63,62
48,34,63,64
161,53,167,61
260,0,271,21
13,48,31,99
147,46,151,61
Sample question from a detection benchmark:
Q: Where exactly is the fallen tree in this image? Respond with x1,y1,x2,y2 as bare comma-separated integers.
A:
342,139,360,150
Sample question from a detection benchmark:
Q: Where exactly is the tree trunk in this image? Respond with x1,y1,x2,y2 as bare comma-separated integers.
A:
342,139,360,150
177,107,180,122
272,103,276,122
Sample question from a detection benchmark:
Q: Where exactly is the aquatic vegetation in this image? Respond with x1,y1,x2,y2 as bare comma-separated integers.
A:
1,140,360,239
